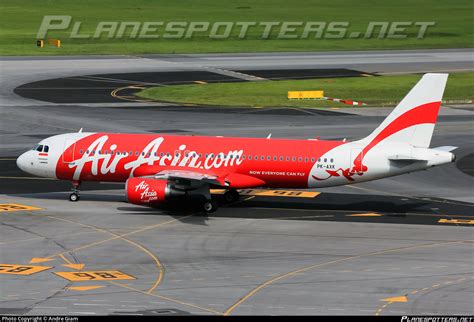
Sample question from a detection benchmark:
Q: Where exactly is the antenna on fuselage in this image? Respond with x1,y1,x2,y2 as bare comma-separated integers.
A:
78,128,83,133
266,133,272,139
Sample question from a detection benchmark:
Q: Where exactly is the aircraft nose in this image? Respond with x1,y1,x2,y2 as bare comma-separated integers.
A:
16,152,31,173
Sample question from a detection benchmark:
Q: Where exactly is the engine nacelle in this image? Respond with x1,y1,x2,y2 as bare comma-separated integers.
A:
126,178,184,205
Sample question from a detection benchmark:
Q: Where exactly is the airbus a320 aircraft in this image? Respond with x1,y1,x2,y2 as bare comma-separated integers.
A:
17,73,456,213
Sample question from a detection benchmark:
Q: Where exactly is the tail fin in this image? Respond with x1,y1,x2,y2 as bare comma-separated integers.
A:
362,73,448,148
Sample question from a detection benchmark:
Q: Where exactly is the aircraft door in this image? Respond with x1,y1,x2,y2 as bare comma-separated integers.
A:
62,138,76,163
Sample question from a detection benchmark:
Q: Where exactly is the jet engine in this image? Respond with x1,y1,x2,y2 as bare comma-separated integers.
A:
126,177,184,205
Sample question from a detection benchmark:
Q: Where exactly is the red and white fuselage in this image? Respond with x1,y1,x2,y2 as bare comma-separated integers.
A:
16,132,454,187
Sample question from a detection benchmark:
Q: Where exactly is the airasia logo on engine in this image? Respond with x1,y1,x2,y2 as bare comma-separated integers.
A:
135,180,157,201
127,178,168,205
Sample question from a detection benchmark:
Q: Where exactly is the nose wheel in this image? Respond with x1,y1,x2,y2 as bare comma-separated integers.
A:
69,180,81,202
69,192,80,202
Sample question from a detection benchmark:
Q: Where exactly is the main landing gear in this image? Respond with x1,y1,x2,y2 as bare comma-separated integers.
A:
202,199,218,213
69,180,81,202
201,189,240,213
223,189,240,203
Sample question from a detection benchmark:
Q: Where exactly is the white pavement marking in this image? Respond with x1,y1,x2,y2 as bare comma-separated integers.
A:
74,303,114,307
35,307,66,309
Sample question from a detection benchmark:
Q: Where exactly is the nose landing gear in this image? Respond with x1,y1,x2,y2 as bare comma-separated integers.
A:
69,180,81,202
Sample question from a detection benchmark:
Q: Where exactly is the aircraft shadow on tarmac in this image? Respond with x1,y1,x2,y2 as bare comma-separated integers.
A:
11,187,468,214
113,197,431,226
10,188,426,212
115,196,429,215
112,193,449,226
10,188,473,225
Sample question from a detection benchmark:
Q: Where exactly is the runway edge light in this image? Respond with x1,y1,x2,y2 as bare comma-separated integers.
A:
36,40,44,48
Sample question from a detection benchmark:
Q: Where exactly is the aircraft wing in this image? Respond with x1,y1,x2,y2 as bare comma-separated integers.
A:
151,169,224,186
139,169,266,189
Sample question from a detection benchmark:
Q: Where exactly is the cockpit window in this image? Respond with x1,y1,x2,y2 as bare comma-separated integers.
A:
32,144,49,152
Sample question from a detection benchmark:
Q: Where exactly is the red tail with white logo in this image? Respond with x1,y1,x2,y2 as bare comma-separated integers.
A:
360,73,448,148
352,73,448,173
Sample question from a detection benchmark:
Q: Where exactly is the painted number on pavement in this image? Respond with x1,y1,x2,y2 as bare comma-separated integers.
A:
0,264,52,275
55,270,136,281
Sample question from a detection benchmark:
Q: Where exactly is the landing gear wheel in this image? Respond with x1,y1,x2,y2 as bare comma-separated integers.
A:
69,193,80,202
69,180,81,202
223,189,240,203
203,200,218,213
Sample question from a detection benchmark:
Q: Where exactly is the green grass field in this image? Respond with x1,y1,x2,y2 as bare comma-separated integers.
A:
137,72,474,108
0,0,472,55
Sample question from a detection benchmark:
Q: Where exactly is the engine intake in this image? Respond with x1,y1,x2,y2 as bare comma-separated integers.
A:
126,178,184,205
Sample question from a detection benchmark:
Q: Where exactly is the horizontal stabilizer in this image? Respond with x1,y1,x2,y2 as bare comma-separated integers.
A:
433,146,458,152
388,154,429,161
